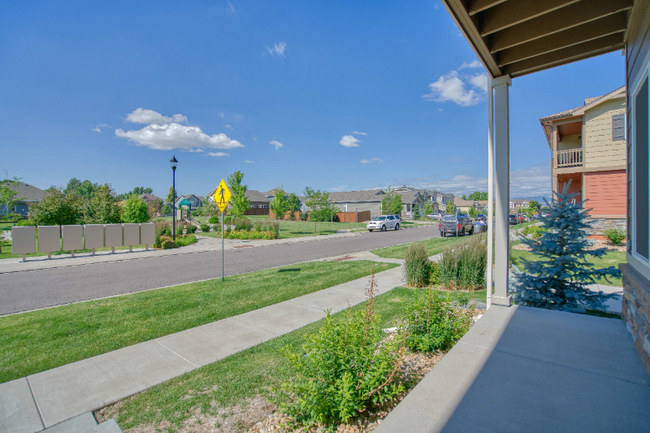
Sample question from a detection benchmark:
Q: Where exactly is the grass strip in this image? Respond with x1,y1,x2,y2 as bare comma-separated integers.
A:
103,287,486,431
372,236,467,260
0,260,397,383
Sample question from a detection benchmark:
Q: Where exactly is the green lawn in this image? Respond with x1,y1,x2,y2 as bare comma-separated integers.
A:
0,260,397,384
101,287,484,431
511,248,625,287
372,236,468,260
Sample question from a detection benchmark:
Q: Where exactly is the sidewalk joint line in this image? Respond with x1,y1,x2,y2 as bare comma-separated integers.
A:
26,376,46,430
154,340,199,369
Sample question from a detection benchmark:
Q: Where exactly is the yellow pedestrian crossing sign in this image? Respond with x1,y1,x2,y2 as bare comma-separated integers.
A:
214,179,231,213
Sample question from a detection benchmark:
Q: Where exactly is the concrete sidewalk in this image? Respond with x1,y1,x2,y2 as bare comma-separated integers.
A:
0,232,360,274
375,304,650,433
0,265,404,433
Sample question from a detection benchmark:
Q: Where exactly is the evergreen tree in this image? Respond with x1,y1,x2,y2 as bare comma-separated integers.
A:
445,200,454,215
513,182,620,312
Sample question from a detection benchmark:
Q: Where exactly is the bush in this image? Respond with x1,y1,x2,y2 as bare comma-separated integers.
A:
224,216,233,225
208,215,220,224
185,224,197,234
254,222,263,232
402,289,473,353
268,220,280,237
121,195,150,223
281,273,403,428
234,218,253,232
429,261,440,286
224,230,278,240
200,223,210,233
604,228,626,246
404,242,430,287
439,235,487,290
176,234,197,246
522,224,546,238
161,239,177,249
15,218,36,227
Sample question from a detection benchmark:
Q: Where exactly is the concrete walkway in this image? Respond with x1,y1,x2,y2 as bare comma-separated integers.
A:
0,232,362,274
375,304,650,433
0,264,404,433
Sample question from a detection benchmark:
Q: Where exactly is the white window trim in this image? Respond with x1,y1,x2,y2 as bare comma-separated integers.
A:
628,45,650,280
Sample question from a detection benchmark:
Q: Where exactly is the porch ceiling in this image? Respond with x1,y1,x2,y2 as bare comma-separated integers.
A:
441,0,634,78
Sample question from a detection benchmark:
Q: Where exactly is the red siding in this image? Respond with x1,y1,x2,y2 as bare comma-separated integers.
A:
584,170,626,217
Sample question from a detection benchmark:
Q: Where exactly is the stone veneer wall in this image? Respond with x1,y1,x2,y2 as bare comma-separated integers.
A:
585,217,626,239
620,263,650,374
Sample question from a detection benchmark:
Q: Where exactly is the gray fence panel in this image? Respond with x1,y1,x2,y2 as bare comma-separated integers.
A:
123,224,140,247
38,226,61,253
140,223,155,245
104,224,123,248
84,224,104,249
11,226,36,255
62,225,83,251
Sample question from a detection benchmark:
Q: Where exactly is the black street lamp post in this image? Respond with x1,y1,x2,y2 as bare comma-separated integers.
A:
170,156,178,241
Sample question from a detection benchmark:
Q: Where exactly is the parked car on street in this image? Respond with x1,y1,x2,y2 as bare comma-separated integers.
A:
367,215,400,232
439,213,473,237
509,215,517,225
475,214,487,222
426,213,442,220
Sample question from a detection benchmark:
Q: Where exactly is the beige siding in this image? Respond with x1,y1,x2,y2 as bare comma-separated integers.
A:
558,134,581,151
333,201,382,218
584,98,626,169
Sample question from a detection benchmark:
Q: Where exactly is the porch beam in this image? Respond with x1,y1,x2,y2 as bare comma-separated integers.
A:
492,75,511,307
489,0,633,53
496,12,628,66
480,0,579,37
502,33,625,77
468,0,505,16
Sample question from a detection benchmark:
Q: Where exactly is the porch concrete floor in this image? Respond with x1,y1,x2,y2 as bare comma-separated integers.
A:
376,305,650,433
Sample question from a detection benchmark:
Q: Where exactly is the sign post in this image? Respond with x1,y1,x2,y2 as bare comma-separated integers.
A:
301,203,307,235
213,179,232,282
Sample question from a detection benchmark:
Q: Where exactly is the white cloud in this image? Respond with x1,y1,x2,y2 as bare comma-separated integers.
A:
470,73,488,92
244,160,256,164
126,108,187,125
266,42,286,56
340,135,361,148
208,152,230,157
411,166,551,198
225,124,234,130
270,140,283,150
459,60,482,69
116,122,243,151
352,131,368,136
91,124,110,133
361,157,383,164
423,71,484,106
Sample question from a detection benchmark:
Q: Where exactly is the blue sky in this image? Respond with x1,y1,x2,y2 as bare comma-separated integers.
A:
1,0,625,199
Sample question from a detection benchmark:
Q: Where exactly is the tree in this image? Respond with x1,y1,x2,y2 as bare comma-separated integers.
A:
423,202,433,216
0,177,25,221
83,184,122,224
29,188,83,226
166,186,176,205
287,192,300,212
461,194,467,200
524,199,542,217
445,200,454,215
162,203,172,215
64,178,99,200
467,191,488,200
147,198,163,217
381,187,402,216
117,186,153,201
469,207,478,218
270,187,289,220
304,187,339,229
121,195,150,223
412,205,421,220
227,171,250,218
513,182,621,312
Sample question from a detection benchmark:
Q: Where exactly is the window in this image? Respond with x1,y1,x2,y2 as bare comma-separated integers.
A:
613,113,625,141
634,77,649,260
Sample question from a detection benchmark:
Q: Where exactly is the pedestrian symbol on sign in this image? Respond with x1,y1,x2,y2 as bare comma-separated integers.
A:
213,179,231,213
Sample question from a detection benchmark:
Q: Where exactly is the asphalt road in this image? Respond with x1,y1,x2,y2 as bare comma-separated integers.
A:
0,226,440,315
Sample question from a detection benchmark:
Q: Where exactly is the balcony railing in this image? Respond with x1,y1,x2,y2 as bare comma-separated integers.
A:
556,148,583,168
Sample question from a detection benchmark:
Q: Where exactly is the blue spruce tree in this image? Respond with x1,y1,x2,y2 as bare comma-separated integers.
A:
513,181,621,312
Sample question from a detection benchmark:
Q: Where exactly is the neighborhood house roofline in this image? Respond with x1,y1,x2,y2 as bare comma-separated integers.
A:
205,189,271,203
2,182,47,202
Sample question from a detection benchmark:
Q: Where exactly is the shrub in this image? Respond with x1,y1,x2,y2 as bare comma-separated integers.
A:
254,222,263,232
402,289,473,353
404,242,430,287
281,273,403,428
224,216,233,225
603,228,626,246
234,218,253,232
208,215,220,224
268,220,280,237
200,223,210,233
522,224,546,238
15,218,36,227
429,261,440,286
121,195,150,223
439,235,487,290
161,239,177,249
185,224,197,234
176,234,197,246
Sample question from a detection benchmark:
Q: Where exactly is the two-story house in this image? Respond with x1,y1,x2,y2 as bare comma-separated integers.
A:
540,86,626,237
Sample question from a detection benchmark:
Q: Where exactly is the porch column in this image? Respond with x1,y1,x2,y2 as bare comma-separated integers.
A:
486,74,494,308
492,75,511,306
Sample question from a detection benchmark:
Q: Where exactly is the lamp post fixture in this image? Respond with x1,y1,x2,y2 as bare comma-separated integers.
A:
170,156,178,241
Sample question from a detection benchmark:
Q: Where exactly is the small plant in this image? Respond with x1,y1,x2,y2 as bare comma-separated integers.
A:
438,235,487,290
404,242,430,287
429,261,440,286
208,215,220,224
200,223,210,233
185,224,197,234
402,288,472,353
234,218,253,232
281,273,404,428
161,239,177,249
603,228,625,246
254,222,263,232
522,224,546,238
176,234,197,246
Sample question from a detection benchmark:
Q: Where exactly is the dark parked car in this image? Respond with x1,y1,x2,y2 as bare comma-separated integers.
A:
509,215,517,225
439,214,474,237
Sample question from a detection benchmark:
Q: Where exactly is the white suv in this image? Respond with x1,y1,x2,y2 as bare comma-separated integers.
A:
367,215,400,232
